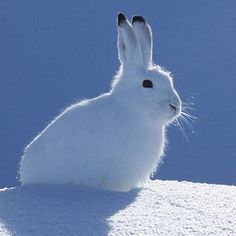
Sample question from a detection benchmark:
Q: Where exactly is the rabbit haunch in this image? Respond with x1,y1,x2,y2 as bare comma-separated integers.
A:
19,13,181,192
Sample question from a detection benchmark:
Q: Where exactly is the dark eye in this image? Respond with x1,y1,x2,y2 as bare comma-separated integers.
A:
143,80,153,88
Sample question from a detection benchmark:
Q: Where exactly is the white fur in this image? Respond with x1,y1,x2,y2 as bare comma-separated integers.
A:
19,14,181,192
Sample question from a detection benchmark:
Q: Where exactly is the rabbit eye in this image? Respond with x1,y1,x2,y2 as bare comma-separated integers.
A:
143,80,153,88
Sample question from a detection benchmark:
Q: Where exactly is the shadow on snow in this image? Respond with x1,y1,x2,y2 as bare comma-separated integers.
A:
0,185,139,235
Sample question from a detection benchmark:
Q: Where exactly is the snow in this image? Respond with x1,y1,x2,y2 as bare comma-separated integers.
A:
0,180,235,236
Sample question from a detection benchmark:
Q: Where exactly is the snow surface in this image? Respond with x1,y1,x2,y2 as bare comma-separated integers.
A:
0,180,235,236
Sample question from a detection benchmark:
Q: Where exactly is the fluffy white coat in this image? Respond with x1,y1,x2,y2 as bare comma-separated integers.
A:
20,13,181,191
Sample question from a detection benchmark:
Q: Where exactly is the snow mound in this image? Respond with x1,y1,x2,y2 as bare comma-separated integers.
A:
0,180,235,236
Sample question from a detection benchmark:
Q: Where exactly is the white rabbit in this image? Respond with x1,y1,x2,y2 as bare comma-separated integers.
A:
19,13,181,192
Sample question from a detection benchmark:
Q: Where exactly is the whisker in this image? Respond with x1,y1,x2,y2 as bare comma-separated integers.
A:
179,115,195,132
181,111,197,122
182,106,196,111
172,119,179,127
176,117,190,146
182,101,193,105
172,96,197,145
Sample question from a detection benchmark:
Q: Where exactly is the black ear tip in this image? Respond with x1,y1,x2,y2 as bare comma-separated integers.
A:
132,15,146,24
118,13,126,26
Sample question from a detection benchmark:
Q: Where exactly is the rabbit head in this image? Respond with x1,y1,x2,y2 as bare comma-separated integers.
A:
112,13,181,125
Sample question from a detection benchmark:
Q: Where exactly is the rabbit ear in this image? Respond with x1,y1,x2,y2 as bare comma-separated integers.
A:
132,15,153,67
117,13,136,66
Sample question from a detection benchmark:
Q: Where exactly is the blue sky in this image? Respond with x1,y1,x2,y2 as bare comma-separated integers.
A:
0,0,235,187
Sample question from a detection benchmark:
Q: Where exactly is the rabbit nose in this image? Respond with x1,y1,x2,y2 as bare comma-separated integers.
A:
169,93,181,113
169,103,177,112
169,99,181,116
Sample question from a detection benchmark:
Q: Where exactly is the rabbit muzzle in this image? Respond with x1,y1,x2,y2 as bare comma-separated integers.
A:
169,95,182,119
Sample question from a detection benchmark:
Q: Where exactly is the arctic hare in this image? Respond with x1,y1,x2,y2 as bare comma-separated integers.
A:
20,13,181,192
